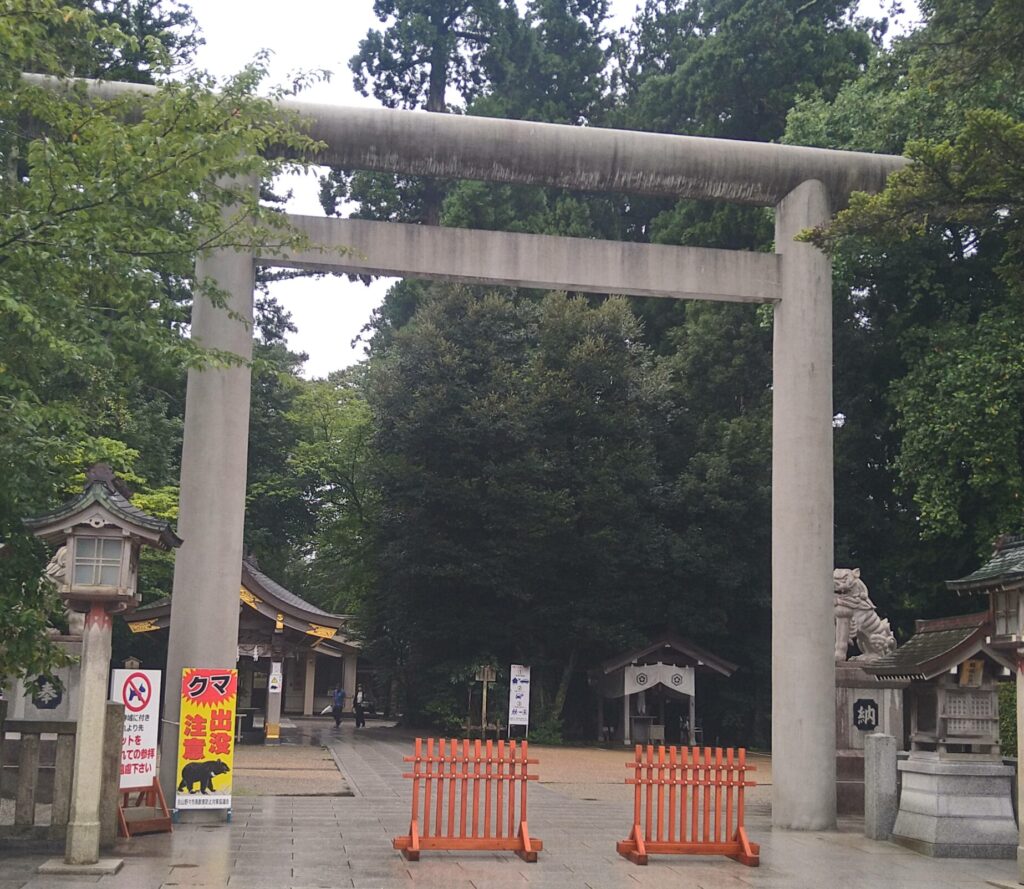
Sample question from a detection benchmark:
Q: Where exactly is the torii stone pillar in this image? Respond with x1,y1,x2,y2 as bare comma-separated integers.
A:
772,179,836,829
158,180,257,801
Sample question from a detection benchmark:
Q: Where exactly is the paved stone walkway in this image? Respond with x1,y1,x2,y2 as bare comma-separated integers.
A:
1,722,1015,888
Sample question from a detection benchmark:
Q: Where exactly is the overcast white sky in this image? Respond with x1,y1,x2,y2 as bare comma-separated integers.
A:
186,0,916,378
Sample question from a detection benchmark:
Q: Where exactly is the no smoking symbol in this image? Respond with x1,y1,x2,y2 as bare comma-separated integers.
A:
122,672,152,713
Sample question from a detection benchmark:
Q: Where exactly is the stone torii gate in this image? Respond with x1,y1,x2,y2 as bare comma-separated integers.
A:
143,96,902,829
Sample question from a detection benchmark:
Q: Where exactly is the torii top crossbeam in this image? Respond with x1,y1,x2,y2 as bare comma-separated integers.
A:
24,74,905,206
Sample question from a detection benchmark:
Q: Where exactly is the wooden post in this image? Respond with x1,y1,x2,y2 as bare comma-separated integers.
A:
15,731,41,826
51,733,76,829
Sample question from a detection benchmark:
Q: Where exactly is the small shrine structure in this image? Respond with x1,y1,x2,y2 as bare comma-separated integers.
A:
858,541,1020,860
864,613,1009,755
128,558,360,740
591,634,736,746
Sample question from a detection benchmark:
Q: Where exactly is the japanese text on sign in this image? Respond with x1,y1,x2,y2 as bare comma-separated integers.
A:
110,669,161,791
175,668,237,810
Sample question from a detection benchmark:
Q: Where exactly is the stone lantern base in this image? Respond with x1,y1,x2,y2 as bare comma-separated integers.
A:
892,752,1017,858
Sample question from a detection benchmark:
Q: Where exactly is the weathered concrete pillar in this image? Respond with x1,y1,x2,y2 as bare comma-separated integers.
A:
65,605,115,865
864,733,898,840
303,652,316,716
159,178,256,801
342,653,357,713
772,178,836,830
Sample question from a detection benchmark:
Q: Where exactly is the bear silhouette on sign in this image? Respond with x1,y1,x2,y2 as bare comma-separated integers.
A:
178,759,230,794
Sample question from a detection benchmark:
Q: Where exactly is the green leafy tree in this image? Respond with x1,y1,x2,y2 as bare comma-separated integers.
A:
284,368,378,613
59,1,202,82
0,0,323,680
364,285,668,728
321,0,516,225
793,0,1024,562
243,296,316,581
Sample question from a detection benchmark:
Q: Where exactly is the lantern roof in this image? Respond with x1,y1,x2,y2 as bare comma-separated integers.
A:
947,535,1024,594
23,464,181,550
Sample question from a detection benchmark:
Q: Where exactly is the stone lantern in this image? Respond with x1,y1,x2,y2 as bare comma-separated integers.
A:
24,464,180,872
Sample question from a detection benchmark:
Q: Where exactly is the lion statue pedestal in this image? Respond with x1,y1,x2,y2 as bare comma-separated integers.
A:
834,569,907,815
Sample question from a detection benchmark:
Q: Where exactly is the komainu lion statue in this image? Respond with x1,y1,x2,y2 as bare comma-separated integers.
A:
43,545,86,637
833,568,896,662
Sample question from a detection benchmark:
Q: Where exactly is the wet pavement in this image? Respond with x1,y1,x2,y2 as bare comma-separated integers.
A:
1,719,1016,888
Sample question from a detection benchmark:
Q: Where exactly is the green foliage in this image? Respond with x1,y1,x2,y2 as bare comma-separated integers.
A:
999,679,1016,757
0,0,324,680
527,716,565,746
282,369,378,612
363,286,666,724
795,0,1024,559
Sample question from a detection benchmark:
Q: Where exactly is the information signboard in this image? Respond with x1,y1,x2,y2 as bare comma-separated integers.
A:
110,668,161,790
175,668,237,810
508,664,531,727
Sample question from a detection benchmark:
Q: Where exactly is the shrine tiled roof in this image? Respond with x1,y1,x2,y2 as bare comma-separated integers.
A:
242,559,336,620
600,632,737,677
133,562,345,623
862,612,1006,681
947,535,1024,593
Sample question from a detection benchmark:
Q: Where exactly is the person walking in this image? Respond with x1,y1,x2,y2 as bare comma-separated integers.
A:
331,685,346,728
354,684,366,728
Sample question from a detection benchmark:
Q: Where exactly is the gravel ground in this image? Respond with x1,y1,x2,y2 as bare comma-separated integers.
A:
524,743,772,811
233,740,352,797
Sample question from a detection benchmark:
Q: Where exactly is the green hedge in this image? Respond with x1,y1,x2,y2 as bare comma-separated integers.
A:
1000,680,1017,757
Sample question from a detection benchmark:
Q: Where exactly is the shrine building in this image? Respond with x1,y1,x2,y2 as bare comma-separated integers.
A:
127,558,360,735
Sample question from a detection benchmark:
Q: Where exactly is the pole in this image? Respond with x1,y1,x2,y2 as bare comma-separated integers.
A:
64,604,115,865
481,679,489,740
772,178,836,830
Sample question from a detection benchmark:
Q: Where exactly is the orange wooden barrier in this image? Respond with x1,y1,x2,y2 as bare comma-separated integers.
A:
393,738,543,861
617,745,759,867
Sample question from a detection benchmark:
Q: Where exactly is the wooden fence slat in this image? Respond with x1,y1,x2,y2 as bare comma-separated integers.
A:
423,738,434,840
495,740,504,839
459,739,469,837
617,744,759,868
434,739,445,839
714,747,723,842
724,748,734,846
447,738,457,839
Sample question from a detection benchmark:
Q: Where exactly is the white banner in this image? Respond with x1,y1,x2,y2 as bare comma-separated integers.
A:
110,669,161,790
623,663,694,697
508,664,531,726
